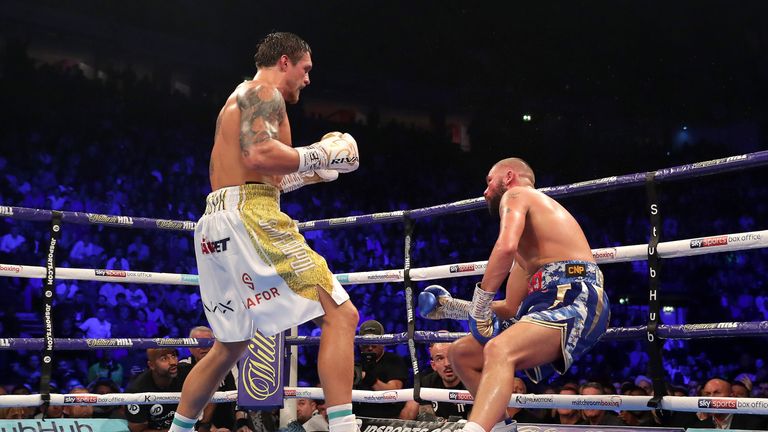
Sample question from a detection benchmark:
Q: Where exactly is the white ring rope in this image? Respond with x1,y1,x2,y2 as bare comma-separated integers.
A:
2,388,768,415
0,229,765,286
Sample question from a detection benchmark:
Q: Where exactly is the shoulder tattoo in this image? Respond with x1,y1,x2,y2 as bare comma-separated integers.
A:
236,85,286,157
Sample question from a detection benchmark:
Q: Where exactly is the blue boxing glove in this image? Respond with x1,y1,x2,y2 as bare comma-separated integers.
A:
468,283,500,344
418,285,471,320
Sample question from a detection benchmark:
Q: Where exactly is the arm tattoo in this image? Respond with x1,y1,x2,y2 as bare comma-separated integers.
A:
236,85,285,157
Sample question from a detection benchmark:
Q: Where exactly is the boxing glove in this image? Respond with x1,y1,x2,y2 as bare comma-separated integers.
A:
296,132,359,173
417,285,471,320
279,169,339,192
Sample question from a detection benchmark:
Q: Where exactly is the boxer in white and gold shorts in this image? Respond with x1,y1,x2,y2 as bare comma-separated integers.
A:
194,183,349,339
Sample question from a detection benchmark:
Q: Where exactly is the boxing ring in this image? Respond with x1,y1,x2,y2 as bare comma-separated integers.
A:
1,150,768,431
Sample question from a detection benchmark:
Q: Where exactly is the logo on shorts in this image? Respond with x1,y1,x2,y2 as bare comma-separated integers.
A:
201,236,231,254
245,288,281,308
242,273,254,290
204,300,235,314
565,264,586,276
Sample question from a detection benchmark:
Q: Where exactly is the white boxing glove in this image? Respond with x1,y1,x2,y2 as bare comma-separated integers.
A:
279,169,339,193
295,132,359,173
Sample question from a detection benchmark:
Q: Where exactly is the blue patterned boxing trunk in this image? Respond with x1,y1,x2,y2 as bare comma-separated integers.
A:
503,260,610,383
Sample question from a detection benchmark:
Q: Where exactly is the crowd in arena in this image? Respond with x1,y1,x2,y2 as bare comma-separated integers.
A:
1,44,767,428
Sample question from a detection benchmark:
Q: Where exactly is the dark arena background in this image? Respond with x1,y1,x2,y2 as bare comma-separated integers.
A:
1,1,768,431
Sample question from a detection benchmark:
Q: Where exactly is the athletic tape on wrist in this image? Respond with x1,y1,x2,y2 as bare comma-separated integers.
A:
469,283,495,319
280,172,305,192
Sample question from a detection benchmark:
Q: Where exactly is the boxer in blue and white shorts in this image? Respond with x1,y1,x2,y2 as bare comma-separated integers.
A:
418,158,610,432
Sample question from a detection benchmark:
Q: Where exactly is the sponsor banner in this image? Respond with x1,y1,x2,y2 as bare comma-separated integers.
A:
152,338,198,346
238,331,284,408
0,339,11,347
156,219,196,230
359,417,464,432
366,272,401,281
0,264,23,274
361,418,675,432
697,398,737,409
592,248,617,261
94,269,127,278
372,211,404,219
690,235,728,249
96,394,128,404
689,154,747,169
63,395,97,404
362,391,399,402
85,214,134,226
682,322,738,332
86,338,134,348
514,394,554,405
449,264,475,273
329,216,358,225
689,233,762,250
448,391,474,401
571,396,622,408
0,206,14,216
0,419,129,431
336,274,350,283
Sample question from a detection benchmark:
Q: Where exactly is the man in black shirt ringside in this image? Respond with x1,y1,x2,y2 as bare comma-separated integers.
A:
126,348,191,432
352,320,409,419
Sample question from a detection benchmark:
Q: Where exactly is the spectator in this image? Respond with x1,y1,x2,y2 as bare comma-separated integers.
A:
505,378,542,424
125,348,191,431
401,341,471,421
579,382,625,426
63,386,95,419
79,306,112,339
0,225,26,254
618,385,656,426
71,291,95,324
352,320,409,419
54,279,80,304
106,248,130,271
125,284,148,310
69,233,104,265
133,308,158,337
144,296,166,330
692,378,767,430
90,379,125,419
555,385,584,425
87,350,124,387
296,397,329,432
127,235,151,264
100,281,127,307
112,305,137,337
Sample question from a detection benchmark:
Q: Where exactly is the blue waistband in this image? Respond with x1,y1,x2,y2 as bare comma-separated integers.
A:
527,260,602,295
